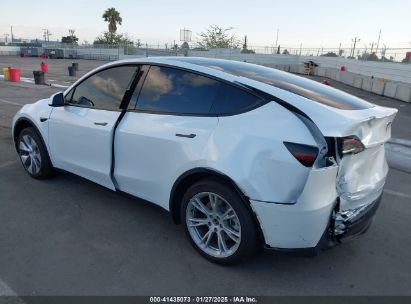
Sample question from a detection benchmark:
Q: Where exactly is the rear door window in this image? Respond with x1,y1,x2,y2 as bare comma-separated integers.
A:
210,82,262,115
135,66,219,114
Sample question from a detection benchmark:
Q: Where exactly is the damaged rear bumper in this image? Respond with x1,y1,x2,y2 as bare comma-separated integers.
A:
333,192,382,241
262,193,383,255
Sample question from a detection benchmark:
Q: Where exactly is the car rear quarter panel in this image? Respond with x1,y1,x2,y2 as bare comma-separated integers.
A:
202,101,318,204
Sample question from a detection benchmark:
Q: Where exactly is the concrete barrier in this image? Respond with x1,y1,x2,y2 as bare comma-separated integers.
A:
340,71,356,87
315,67,327,77
383,82,398,98
335,71,341,82
353,76,364,89
297,65,306,74
289,64,300,74
325,68,338,80
371,79,386,95
395,84,411,103
361,78,373,92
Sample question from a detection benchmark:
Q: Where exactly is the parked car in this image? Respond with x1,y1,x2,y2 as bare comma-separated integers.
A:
12,57,397,264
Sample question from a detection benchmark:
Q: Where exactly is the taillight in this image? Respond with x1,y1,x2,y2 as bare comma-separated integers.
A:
341,137,365,155
284,142,319,167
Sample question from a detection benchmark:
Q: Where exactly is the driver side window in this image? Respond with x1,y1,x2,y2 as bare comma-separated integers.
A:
70,65,138,111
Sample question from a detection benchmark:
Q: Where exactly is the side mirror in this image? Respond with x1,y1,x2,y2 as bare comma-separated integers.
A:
49,92,65,107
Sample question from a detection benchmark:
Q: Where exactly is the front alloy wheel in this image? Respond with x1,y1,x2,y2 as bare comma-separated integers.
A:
17,127,55,179
19,134,42,175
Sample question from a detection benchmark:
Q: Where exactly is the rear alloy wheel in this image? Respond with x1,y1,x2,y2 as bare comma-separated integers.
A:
18,127,54,179
182,179,258,264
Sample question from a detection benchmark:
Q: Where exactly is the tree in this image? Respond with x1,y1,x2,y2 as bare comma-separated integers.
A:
102,7,122,33
321,52,338,57
282,49,290,55
94,32,132,45
61,35,79,44
197,25,240,49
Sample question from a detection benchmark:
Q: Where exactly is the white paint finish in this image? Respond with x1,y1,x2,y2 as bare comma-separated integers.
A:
338,145,388,210
114,112,219,208
208,102,316,203
48,106,120,190
12,98,53,147
251,164,339,248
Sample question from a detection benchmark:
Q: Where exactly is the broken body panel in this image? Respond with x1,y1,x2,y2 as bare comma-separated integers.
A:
234,73,397,249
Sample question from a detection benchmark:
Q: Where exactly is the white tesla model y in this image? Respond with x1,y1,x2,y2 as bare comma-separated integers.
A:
12,57,397,264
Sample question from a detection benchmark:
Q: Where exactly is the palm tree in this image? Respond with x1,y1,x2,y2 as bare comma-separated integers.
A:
102,8,122,33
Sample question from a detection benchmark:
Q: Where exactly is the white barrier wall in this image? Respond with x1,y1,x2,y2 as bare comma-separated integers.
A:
187,49,411,85
0,46,20,56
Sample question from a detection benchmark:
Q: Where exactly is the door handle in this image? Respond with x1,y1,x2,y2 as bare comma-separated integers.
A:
94,122,108,126
175,133,196,138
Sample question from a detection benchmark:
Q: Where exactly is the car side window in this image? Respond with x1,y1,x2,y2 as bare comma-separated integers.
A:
135,66,219,114
210,83,262,115
70,65,138,111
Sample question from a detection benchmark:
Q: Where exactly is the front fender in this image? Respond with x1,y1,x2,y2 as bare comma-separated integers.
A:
12,98,53,148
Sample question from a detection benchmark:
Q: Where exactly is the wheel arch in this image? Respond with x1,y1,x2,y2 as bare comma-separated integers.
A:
169,168,265,244
13,118,46,151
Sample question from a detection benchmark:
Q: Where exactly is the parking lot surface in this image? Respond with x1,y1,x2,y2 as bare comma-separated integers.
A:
0,57,410,296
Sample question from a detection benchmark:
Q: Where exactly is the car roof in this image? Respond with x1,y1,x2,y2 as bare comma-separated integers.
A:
104,57,372,111
71,56,372,112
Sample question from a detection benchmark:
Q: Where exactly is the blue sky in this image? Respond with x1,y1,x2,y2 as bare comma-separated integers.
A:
0,0,410,48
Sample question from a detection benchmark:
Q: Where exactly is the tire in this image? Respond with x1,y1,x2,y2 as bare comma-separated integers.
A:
17,127,55,179
181,178,259,265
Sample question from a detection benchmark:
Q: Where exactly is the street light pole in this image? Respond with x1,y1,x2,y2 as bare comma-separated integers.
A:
352,37,360,58
376,29,382,55
275,28,279,47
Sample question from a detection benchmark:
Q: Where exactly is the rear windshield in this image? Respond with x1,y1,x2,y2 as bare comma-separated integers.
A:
176,58,374,110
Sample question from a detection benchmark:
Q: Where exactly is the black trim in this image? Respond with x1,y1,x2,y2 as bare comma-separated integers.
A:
120,69,143,110
234,82,314,122
175,133,196,138
108,68,143,187
40,117,48,122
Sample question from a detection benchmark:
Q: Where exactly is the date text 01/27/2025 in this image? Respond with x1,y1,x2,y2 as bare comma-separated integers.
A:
149,296,258,303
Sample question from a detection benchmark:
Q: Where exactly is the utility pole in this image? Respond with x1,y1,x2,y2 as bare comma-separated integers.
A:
351,37,360,58
369,42,375,54
42,29,52,42
275,28,279,47
376,29,382,55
